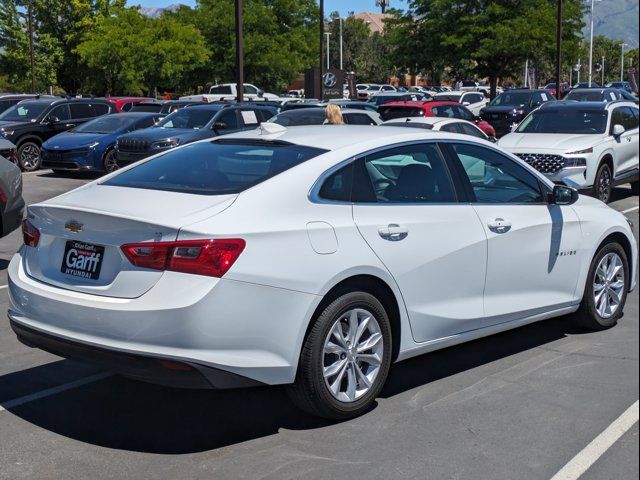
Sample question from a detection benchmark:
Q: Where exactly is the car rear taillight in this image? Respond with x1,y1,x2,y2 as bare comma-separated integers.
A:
120,239,245,277
22,219,40,247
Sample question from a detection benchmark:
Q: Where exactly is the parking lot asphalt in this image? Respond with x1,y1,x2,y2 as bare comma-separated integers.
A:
0,171,638,480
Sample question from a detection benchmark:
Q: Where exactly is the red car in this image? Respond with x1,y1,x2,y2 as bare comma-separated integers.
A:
378,100,496,137
103,97,157,112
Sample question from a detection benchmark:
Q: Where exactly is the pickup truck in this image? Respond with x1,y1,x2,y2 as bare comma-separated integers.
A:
458,81,503,96
180,83,280,102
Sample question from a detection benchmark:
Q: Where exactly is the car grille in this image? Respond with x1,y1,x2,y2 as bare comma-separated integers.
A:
515,153,565,174
118,138,150,152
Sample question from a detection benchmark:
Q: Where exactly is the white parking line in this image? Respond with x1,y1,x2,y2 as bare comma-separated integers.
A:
0,285,7,290
549,400,639,480
621,205,639,214
0,372,111,413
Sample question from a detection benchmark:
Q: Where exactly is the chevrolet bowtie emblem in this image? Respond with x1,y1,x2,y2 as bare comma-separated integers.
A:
65,221,83,233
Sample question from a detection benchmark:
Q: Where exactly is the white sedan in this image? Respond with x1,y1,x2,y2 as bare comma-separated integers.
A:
380,116,493,141
8,125,637,419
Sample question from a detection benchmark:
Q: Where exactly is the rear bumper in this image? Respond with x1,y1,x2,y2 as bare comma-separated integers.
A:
7,250,320,386
11,319,264,389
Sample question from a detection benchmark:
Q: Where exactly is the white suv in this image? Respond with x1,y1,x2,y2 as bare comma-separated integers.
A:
498,101,639,203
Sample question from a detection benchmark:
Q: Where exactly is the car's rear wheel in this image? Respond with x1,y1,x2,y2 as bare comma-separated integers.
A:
594,163,613,203
103,149,118,173
574,242,629,330
17,141,41,172
287,291,392,419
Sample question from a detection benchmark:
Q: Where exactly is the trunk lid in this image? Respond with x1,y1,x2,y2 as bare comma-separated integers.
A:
24,184,236,298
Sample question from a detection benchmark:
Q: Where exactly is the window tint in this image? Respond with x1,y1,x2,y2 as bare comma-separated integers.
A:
272,109,326,126
360,144,456,203
243,85,259,95
611,107,639,131
439,123,461,133
453,105,475,121
121,103,132,112
459,123,487,139
69,103,96,119
48,104,71,121
216,110,239,129
319,163,353,201
133,117,157,130
379,106,425,121
345,113,376,125
449,143,543,203
93,103,110,116
211,85,233,95
103,141,326,195
0,99,17,112
431,105,456,118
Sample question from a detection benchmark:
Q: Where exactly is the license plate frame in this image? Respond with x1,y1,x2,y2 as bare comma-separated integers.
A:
60,240,105,280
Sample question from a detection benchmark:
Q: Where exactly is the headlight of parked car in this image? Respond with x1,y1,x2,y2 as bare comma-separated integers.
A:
151,138,180,149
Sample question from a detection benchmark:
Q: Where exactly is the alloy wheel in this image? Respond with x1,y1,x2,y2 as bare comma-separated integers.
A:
597,166,612,203
103,150,118,173
322,308,384,403
20,144,40,171
593,252,625,319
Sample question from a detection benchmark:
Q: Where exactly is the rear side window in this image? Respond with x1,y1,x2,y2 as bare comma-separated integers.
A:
319,163,354,201
459,123,487,139
103,141,327,195
69,103,96,119
378,106,425,121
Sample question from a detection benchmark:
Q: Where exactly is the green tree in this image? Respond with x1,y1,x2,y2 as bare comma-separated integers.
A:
0,0,62,92
75,8,209,95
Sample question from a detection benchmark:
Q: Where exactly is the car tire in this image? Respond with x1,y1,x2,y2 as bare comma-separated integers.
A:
102,149,118,173
593,163,613,203
287,291,392,419
17,141,42,172
574,241,629,331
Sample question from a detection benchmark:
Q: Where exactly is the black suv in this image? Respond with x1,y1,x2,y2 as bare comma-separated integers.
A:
0,98,113,171
479,89,554,136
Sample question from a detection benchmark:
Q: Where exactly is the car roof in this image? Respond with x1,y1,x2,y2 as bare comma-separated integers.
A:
108,112,161,118
218,125,459,151
538,100,608,110
382,117,452,126
17,97,111,106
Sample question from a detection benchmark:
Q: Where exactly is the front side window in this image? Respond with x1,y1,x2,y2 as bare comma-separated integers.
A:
361,144,456,203
611,107,639,132
448,143,543,203
215,110,239,129
103,140,326,195
48,104,71,122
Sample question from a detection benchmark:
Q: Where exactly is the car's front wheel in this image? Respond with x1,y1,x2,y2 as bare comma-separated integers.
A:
17,141,42,172
287,291,392,419
103,149,118,173
574,241,629,330
594,163,613,203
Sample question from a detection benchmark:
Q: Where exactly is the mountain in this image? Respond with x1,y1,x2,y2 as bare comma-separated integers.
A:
139,3,184,19
585,0,639,48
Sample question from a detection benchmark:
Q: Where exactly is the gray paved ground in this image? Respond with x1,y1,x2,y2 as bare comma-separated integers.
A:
0,171,638,480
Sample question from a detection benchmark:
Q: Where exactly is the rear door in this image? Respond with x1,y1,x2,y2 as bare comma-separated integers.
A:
443,141,583,325
351,142,487,342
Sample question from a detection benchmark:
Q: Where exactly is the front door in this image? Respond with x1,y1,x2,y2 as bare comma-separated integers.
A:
351,142,488,343
443,142,583,325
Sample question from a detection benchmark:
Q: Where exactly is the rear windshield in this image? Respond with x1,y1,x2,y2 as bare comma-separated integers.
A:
379,106,425,121
566,90,608,102
102,140,327,195
271,109,326,126
155,107,218,129
489,92,532,106
73,115,136,133
435,94,462,103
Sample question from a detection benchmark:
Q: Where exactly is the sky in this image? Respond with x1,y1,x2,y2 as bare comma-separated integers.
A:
134,1,409,16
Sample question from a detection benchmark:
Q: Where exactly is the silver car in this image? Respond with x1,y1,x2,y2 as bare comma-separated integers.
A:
0,137,25,236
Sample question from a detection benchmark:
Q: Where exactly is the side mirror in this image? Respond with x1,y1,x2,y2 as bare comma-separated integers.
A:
212,121,228,131
462,101,470,106
488,136,498,143
550,185,579,205
257,89,264,98
47,116,60,124
612,124,625,137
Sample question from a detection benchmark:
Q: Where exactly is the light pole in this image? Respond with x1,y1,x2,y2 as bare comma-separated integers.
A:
555,0,563,99
234,0,244,103
601,55,605,85
318,0,324,99
621,43,628,82
587,0,595,87
339,17,343,71
325,32,332,69
577,58,581,83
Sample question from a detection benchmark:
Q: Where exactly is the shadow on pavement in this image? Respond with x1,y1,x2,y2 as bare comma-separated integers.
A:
1,314,589,454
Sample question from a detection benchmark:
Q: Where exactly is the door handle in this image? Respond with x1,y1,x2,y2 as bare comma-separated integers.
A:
378,224,408,241
487,218,512,234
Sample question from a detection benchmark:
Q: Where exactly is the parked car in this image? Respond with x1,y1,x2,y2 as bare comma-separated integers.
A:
565,88,623,103
479,89,555,136
41,112,164,174
158,100,207,114
498,101,639,202
0,98,113,171
0,137,24,237
573,82,601,89
104,97,156,112
357,84,396,100
128,102,164,113
9,125,637,421
368,92,429,107
433,91,488,116
458,81,502,96
544,82,571,97
115,103,276,168
381,116,494,141
269,108,381,126
606,81,633,93
378,100,496,136
180,83,280,103
0,93,55,115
